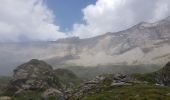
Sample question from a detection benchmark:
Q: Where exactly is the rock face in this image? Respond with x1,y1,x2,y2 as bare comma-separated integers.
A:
7,59,60,92
158,61,170,86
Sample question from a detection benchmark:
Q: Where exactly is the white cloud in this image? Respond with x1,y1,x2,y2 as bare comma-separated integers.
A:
71,0,170,38
0,0,66,42
152,0,170,21
0,0,170,41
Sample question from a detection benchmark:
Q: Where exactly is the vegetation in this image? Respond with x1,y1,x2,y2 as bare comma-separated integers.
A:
80,84,170,100
130,73,157,84
54,69,82,87
0,63,167,100
0,76,11,94
1,91,41,100
0,76,10,85
0,89,62,100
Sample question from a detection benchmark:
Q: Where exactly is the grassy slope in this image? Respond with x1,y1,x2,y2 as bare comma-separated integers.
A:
54,69,82,87
0,76,10,84
0,76,11,93
130,73,158,84
70,69,170,100
80,84,170,100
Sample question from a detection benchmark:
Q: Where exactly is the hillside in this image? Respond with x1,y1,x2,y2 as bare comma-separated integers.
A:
0,76,11,94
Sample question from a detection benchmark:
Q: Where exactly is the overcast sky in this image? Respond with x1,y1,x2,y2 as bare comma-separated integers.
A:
0,0,170,42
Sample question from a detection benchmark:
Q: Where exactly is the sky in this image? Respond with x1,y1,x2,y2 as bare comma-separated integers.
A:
0,0,170,42
45,0,96,32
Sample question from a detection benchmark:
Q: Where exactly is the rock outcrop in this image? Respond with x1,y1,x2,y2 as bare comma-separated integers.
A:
6,59,81,94
158,61,170,86
6,59,59,93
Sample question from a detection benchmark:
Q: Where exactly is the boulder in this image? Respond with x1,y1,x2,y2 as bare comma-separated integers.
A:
111,74,132,86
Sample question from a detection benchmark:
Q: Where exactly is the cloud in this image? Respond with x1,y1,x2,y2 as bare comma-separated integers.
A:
71,0,170,38
0,0,170,42
0,0,66,42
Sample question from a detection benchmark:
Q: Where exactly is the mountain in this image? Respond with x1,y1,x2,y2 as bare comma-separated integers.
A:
53,16,170,66
0,17,170,75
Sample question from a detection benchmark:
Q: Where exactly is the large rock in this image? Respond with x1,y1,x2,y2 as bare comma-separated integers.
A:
6,59,59,92
13,59,53,80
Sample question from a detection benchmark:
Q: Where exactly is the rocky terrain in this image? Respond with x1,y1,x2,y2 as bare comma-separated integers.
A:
1,60,170,100
68,61,170,100
0,59,81,100
1,17,170,75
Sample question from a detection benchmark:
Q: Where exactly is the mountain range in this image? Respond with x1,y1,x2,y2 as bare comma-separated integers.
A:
0,16,170,75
